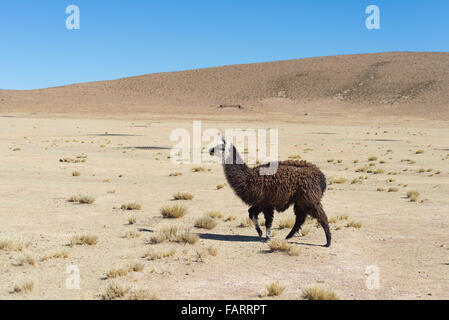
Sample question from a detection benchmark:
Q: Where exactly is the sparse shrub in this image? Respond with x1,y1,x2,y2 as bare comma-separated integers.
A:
407,190,420,202
173,192,194,200
328,215,349,224
68,195,95,204
192,166,205,172
123,231,140,239
127,216,136,225
194,217,217,230
160,204,187,218
216,184,225,190
207,246,218,257
0,237,30,252
415,150,424,154
144,248,176,260
351,178,363,184
121,203,142,211
278,217,295,229
388,187,399,192
69,234,98,246
128,289,159,300
169,172,182,177
225,215,236,222
13,281,34,294
100,283,130,300
268,239,300,256
40,250,69,261
238,217,253,228
368,156,378,161
207,211,223,219
377,187,385,192
72,171,81,177
149,226,198,245
16,255,36,266
266,282,285,297
373,169,385,174
345,221,362,229
328,177,346,184
301,286,339,300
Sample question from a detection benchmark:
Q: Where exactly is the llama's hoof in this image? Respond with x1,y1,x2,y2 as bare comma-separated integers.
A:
265,236,271,242
324,241,331,247
256,228,263,237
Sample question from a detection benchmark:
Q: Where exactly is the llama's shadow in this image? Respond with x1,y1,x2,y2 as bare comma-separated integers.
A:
199,233,264,243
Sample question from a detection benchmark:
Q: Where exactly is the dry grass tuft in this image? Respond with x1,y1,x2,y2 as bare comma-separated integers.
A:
415,149,424,154
278,217,295,229
127,215,136,225
68,195,95,204
0,237,30,252
16,255,36,266
238,217,253,228
268,239,300,256
301,286,339,300
328,177,346,184
69,234,98,246
191,166,205,172
266,282,285,297
345,221,362,229
368,156,378,161
216,184,225,190
173,192,194,200
149,226,198,245
207,211,223,219
160,204,187,218
123,231,140,239
194,217,217,230
100,282,130,300
143,248,176,260
169,172,182,177
121,203,142,211
13,281,34,294
388,187,399,192
407,190,420,202
128,289,159,300
40,250,69,262
207,245,218,257
72,171,81,177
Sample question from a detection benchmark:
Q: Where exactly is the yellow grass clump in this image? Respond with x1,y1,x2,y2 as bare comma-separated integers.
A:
278,217,295,229
160,204,187,218
328,177,346,184
0,237,30,252
206,211,223,219
121,203,142,211
194,217,217,230
143,248,176,260
72,171,81,177
345,221,362,229
238,217,254,228
40,250,69,262
216,184,225,190
268,239,300,256
16,255,36,266
100,283,130,300
407,190,420,202
266,282,285,297
301,286,339,300
191,166,205,172
13,281,34,294
68,195,95,204
69,234,98,246
149,226,198,245
173,192,194,200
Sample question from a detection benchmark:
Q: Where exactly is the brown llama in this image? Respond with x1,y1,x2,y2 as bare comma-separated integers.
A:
209,138,331,247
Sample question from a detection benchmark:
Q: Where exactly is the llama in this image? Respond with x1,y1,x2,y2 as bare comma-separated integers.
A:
209,138,331,247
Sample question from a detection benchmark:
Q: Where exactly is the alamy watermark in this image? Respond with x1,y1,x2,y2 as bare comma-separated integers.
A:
170,121,279,175
66,5,80,30
366,5,380,30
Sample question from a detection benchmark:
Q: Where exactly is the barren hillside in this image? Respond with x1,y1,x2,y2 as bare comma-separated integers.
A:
1,52,448,119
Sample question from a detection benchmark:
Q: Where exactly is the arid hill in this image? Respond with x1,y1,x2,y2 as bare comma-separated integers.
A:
1,52,448,119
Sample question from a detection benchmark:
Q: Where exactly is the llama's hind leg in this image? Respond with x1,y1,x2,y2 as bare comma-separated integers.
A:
248,206,263,237
262,206,274,240
285,204,307,239
310,202,331,247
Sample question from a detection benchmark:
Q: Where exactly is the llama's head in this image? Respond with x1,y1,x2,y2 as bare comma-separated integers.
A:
209,137,227,159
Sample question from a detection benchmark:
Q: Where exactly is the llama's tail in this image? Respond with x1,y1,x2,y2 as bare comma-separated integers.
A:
320,174,327,194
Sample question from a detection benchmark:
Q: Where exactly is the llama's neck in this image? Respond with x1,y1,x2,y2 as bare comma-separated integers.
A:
223,145,252,197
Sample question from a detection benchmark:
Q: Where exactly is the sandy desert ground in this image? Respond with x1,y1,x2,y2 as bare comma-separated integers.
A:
0,113,448,300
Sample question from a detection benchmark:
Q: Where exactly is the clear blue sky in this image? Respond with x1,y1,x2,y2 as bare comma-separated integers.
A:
1,0,448,90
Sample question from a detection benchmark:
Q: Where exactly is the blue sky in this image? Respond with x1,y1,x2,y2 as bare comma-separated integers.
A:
1,0,448,90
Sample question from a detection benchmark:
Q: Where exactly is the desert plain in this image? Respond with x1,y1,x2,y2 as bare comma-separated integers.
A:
0,52,448,300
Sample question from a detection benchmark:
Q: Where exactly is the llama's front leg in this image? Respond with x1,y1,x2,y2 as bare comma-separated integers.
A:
248,206,262,237
263,207,274,241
